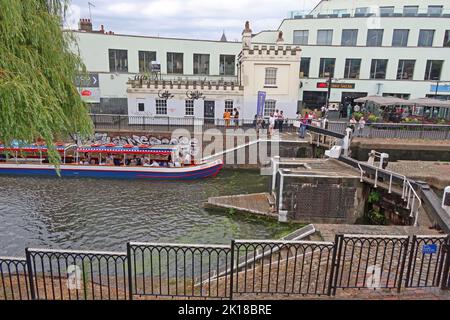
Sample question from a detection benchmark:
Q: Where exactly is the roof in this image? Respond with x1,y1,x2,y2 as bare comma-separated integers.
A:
408,98,450,108
354,95,414,106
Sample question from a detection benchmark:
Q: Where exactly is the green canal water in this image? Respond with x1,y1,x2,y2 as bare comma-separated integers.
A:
0,170,297,256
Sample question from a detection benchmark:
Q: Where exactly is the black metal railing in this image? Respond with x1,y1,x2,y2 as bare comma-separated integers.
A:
0,234,449,300
89,114,450,140
25,248,128,300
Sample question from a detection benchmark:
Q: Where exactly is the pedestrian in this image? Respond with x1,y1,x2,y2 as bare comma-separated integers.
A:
297,112,307,138
223,110,231,127
321,105,326,118
347,104,352,119
269,112,276,136
278,111,285,132
349,116,357,133
357,117,366,137
273,109,280,130
233,108,239,127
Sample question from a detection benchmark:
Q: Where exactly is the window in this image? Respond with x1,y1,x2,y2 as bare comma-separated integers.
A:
344,59,361,79
367,29,384,47
293,30,309,45
137,102,145,112
185,100,194,116
403,6,418,16
445,31,450,47
424,60,444,80
319,58,335,77
108,49,128,72
383,93,410,99
264,68,277,86
370,59,388,79
341,29,358,46
138,51,156,73
397,60,415,80
264,100,276,117
317,30,333,45
428,5,443,15
392,29,409,47
219,55,235,75
155,99,167,115
380,6,394,16
167,52,183,74
418,30,435,47
300,57,311,77
355,7,369,14
193,54,210,75
225,100,234,113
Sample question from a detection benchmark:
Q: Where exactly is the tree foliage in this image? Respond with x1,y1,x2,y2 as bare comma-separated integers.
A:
0,0,93,164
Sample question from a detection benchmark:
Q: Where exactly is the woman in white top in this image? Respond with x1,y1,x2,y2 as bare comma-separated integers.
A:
268,113,276,136
357,117,366,136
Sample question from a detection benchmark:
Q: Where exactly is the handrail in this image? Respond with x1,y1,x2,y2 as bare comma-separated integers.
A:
355,160,422,226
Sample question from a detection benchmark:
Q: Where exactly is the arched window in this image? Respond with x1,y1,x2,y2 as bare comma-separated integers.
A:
265,67,277,86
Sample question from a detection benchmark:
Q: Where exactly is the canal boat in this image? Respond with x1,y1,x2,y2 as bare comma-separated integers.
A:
0,143,222,180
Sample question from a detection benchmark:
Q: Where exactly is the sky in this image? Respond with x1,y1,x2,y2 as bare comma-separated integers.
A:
66,0,320,41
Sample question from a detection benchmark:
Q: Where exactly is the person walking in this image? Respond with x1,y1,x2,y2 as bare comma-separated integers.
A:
223,110,231,127
278,111,285,132
268,112,276,137
297,112,308,139
273,109,280,130
357,116,366,137
233,108,239,127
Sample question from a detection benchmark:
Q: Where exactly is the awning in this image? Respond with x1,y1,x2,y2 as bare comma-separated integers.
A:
408,98,450,108
353,95,414,106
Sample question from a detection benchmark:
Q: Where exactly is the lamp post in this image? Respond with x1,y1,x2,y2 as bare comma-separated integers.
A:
435,80,440,97
324,71,334,109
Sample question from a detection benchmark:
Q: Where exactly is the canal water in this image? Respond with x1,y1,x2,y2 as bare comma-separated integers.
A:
0,170,292,256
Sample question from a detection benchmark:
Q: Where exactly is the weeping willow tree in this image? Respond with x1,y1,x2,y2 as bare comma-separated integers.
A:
0,0,93,164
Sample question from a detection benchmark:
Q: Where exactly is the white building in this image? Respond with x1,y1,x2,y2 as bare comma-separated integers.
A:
73,0,450,119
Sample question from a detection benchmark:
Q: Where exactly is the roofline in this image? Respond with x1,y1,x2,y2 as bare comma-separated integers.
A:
67,30,242,45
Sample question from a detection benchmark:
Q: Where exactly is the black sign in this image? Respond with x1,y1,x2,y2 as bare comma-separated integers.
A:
75,73,99,88
317,82,355,89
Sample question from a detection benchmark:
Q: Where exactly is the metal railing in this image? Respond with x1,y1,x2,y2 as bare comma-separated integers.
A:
1,234,448,300
90,114,450,140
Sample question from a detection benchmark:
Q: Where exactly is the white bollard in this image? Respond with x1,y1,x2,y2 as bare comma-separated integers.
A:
278,210,288,223
442,186,450,215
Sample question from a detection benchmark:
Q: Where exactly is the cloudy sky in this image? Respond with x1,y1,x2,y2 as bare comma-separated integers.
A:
66,0,320,41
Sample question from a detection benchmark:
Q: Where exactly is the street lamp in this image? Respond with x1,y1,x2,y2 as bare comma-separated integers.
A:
324,71,334,109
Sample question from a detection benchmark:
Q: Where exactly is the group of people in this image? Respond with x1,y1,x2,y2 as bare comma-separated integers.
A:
296,110,318,138
267,110,286,136
79,152,192,167
223,108,240,127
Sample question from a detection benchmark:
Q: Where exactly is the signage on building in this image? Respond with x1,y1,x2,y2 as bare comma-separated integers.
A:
257,91,266,116
151,61,161,73
430,85,450,93
75,72,100,103
422,244,437,255
317,82,355,89
75,73,99,88
77,87,101,103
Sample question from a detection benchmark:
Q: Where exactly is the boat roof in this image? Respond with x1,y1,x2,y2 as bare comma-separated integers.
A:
0,144,76,153
77,145,178,155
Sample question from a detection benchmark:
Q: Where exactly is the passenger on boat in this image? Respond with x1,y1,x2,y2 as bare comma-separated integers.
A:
106,154,114,165
149,160,160,167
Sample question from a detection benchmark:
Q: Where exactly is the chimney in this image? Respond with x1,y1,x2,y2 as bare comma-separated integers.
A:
242,21,252,48
79,18,93,32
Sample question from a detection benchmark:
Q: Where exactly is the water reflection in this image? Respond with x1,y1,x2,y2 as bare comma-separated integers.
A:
0,170,285,256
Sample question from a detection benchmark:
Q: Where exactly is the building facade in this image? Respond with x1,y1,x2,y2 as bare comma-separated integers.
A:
73,0,450,118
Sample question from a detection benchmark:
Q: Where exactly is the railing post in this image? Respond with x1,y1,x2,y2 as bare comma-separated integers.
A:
126,242,133,300
25,248,36,300
397,236,410,293
441,236,450,290
330,234,344,296
229,240,235,300
327,234,340,296
404,235,416,290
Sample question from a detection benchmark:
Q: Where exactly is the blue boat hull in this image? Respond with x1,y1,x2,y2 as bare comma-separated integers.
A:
0,162,223,180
